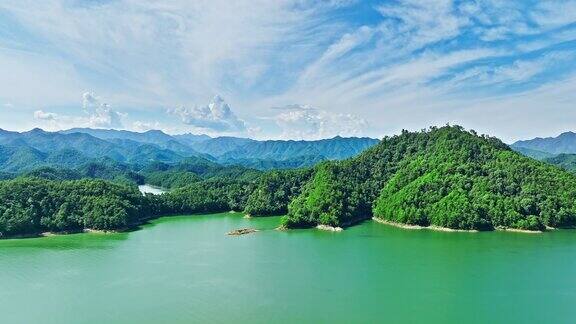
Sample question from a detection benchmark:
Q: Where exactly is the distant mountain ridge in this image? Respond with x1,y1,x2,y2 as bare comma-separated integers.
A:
509,131,576,173
0,128,191,172
217,136,378,161
0,127,380,173
61,128,199,155
511,132,576,155
58,128,379,166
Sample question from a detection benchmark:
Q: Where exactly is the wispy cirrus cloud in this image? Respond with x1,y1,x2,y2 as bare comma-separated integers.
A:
1,0,576,140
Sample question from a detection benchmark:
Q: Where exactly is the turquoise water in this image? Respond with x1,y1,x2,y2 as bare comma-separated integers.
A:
1,213,576,323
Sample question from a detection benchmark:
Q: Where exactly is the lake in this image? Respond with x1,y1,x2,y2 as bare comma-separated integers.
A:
1,213,576,323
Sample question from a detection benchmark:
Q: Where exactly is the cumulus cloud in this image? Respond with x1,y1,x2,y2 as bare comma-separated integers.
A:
4,1,576,140
81,92,125,128
33,92,126,130
272,104,368,140
33,110,58,121
168,95,247,133
132,121,162,132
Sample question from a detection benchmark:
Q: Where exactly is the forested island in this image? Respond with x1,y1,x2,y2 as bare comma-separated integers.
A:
2,125,576,238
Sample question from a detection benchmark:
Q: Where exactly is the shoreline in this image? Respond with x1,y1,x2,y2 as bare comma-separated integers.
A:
0,212,560,239
82,228,119,234
372,217,479,232
1,228,120,240
316,224,343,232
0,210,246,240
373,217,547,233
495,226,542,234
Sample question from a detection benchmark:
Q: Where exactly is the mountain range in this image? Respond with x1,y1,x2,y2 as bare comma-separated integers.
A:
0,128,379,175
4,125,576,238
511,132,576,172
511,132,576,156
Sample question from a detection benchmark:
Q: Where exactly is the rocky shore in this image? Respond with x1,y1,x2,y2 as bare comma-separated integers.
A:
372,217,478,232
316,224,343,232
227,228,258,236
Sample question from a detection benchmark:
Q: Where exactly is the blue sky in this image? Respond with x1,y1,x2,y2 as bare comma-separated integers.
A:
1,0,576,141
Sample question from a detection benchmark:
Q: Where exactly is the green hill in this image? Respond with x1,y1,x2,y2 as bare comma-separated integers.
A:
544,154,576,173
5,125,576,238
0,178,148,237
511,147,553,160
282,126,576,231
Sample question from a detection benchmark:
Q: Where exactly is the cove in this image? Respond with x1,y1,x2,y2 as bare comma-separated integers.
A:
1,213,576,323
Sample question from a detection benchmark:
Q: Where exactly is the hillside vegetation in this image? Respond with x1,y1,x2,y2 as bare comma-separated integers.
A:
0,128,377,174
283,126,576,231
0,178,149,237
543,154,576,173
3,125,576,238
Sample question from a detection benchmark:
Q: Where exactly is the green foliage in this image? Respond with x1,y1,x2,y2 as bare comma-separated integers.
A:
4,125,576,238
157,179,255,215
0,178,147,237
372,130,576,231
244,169,313,216
222,155,327,170
23,167,82,181
544,153,576,173
284,126,576,231
282,164,346,227
142,158,261,189
145,171,202,189
77,159,144,184
512,147,553,160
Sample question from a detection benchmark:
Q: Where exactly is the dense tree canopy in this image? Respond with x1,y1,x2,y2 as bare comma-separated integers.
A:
3,125,576,238
0,178,147,237
283,126,576,231
244,169,313,216
544,154,576,173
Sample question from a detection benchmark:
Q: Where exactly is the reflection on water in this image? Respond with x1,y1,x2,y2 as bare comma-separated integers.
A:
0,231,129,251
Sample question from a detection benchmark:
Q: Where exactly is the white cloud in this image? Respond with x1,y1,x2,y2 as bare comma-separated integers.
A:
532,0,576,29
0,0,347,109
376,0,468,51
32,92,126,130
33,110,58,121
445,51,574,88
272,104,368,140
81,92,125,128
168,95,247,133
2,1,576,140
132,121,162,132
